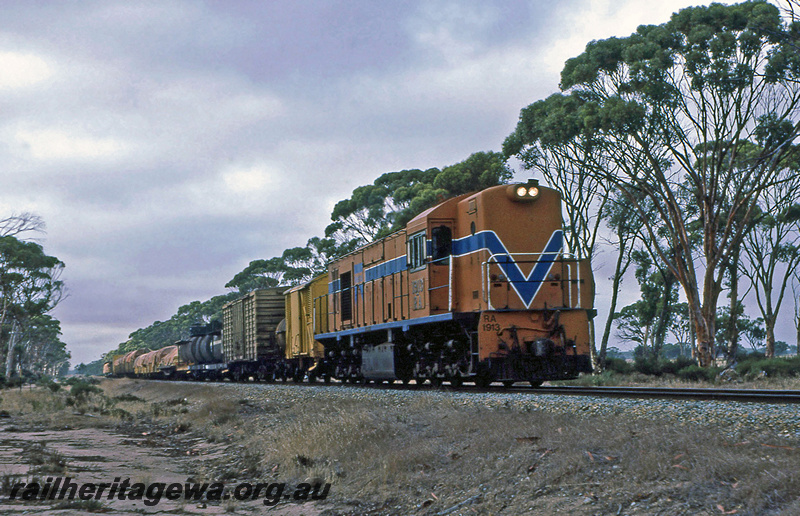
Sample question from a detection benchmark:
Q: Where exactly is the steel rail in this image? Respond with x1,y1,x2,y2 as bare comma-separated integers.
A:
502,385,800,404
133,378,800,404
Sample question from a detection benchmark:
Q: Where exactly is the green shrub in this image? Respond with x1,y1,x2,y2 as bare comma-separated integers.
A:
676,365,721,382
63,376,100,387
633,357,662,376
677,365,706,382
69,381,102,400
735,356,800,379
6,376,24,389
604,357,632,374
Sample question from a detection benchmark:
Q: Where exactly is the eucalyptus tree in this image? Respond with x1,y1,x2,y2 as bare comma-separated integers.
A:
506,1,800,366
225,257,286,293
0,235,65,376
740,178,800,358
614,250,680,357
793,280,800,355
326,152,513,246
325,168,440,246
15,314,70,377
503,95,615,368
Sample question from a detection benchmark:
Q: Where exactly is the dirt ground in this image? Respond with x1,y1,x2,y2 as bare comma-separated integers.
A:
0,378,797,515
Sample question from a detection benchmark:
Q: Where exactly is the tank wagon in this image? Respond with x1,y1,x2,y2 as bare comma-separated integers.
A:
112,349,146,377
177,322,224,379
107,181,594,387
133,345,180,378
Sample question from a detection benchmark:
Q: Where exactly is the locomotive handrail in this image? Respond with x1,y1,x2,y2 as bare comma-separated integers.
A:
482,252,583,310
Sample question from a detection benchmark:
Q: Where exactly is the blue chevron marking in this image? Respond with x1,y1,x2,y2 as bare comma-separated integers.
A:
452,230,563,308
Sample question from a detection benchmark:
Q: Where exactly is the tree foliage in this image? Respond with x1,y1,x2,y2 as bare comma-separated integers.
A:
326,151,512,246
228,151,513,295
506,1,800,366
0,221,67,377
109,292,240,357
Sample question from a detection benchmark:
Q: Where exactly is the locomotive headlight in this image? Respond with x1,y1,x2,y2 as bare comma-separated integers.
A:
507,179,541,202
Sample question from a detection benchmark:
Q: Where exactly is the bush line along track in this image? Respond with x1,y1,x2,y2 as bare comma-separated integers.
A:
155,378,800,404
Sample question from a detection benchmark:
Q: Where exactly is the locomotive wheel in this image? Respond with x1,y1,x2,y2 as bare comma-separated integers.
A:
502,380,514,388
449,375,463,388
430,377,443,387
530,380,543,388
323,375,331,384
474,363,493,388
475,372,492,389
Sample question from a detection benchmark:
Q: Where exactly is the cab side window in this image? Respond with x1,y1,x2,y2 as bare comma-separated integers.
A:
408,232,426,270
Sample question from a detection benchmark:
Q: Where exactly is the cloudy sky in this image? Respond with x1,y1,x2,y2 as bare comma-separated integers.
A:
6,0,781,366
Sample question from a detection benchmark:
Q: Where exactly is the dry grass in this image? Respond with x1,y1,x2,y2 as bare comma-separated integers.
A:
1,378,798,515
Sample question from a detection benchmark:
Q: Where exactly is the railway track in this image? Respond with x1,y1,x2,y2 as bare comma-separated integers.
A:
505,385,800,404
160,377,800,404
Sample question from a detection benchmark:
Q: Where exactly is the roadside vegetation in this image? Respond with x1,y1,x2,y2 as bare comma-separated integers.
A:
558,353,800,389
0,378,798,514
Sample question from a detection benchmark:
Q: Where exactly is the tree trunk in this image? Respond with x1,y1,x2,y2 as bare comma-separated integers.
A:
652,271,675,358
588,319,599,372
599,233,628,367
727,252,740,364
5,320,19,378
765,318,776,358
694,303,717,367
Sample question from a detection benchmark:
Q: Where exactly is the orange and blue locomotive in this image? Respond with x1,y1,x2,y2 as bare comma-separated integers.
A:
314,180,594,386
107,181,594,387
